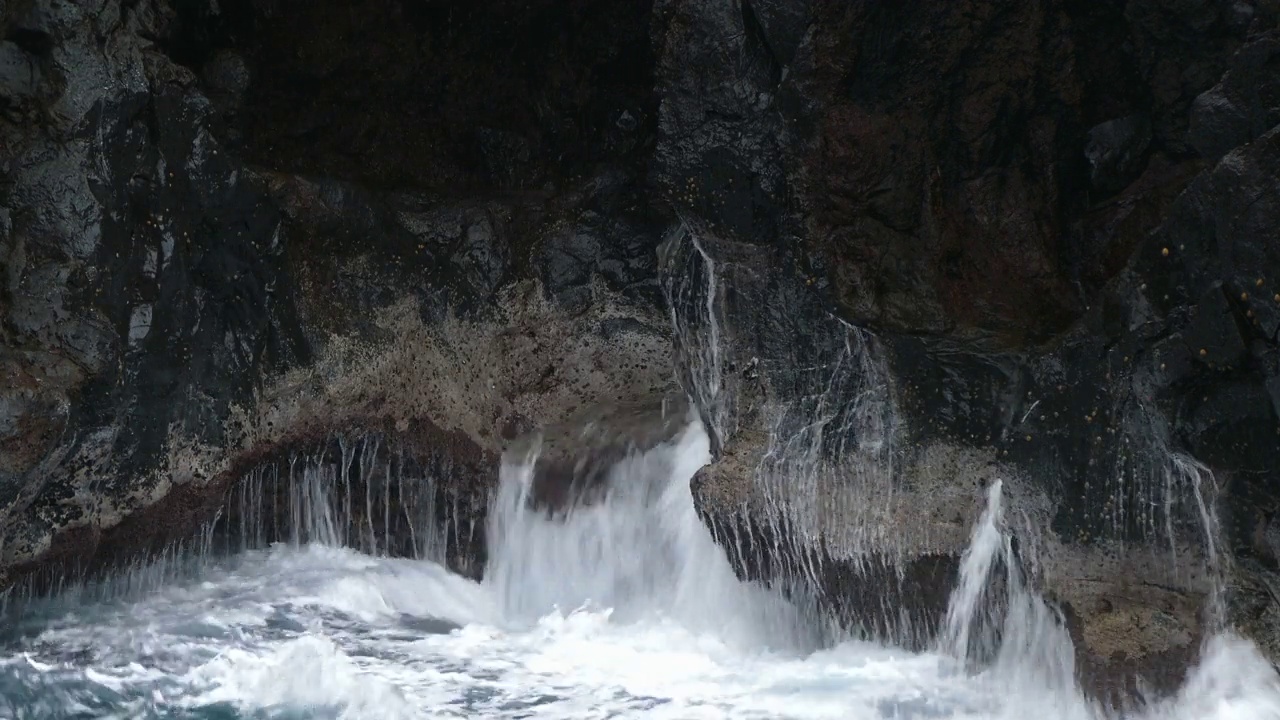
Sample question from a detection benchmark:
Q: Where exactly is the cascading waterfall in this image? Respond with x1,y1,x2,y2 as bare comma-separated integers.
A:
3,395,1279,718
653,220,1278,717
0,432,481,621
0,519,224,624
660,221,945,647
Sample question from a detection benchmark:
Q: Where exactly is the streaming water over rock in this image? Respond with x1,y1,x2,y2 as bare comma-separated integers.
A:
941,480,1010,662
2,414,1280,718
937,480,1083,710
485,414,823,650
653,218,1270,692
215,433,485,575
659,222,935,646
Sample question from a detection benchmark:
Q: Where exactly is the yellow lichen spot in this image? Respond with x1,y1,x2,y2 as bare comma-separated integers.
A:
1199,348,1208,357
1241,292,1250,301
1161,247,1170,257
1257,278,1265,287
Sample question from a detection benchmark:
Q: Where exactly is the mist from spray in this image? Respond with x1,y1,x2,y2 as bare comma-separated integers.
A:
1,223,1279,718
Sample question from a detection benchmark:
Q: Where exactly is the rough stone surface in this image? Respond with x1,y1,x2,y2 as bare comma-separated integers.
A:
648,0,1280,698
0,0,672,593
2,0,1280,701
505,394,694,513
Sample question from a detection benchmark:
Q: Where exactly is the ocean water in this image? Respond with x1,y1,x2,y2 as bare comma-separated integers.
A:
2,421,1278,719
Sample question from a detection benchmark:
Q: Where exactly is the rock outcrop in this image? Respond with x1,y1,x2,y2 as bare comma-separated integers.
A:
3,0,1280,701
650,0,1280,698
0,0,673,589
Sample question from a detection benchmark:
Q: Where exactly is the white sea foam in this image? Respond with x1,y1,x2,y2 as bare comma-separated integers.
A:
2,418,1278,720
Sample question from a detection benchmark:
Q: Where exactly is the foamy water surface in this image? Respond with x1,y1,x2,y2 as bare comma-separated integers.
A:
1,423,1277,719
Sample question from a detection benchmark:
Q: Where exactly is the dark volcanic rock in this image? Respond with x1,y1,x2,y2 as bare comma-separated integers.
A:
506,394,694,514
230,0,656,193
650,0,1280,698
3,0,1280,701
0,0,671,592
1189,31,1280,161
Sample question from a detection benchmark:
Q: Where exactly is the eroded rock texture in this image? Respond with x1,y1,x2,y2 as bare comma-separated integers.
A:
650,0,1280,699
2,0,1280,701
0,0,673,589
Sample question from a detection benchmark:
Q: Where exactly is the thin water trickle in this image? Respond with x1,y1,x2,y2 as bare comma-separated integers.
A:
212,433,476,568
1,416,1277,719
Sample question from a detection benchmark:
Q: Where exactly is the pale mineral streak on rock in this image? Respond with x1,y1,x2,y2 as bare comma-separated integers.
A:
232,283,673,460
3,0,1280,702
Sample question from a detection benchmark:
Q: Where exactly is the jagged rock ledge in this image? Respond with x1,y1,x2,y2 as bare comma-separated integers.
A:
0,415,492,603
4,0,1280,704
506,394,694,513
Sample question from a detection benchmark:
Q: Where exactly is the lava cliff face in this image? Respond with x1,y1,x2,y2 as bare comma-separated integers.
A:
3,0,1279,698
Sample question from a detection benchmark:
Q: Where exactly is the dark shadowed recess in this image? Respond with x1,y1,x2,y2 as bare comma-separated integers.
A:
168,0,659,193
699,502,960,652
1,417,493,611
795,0,1245,346
0,0,666,602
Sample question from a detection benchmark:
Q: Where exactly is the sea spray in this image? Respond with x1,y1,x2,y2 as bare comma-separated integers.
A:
940,480,1008,662
1,432,481,625
484,413,825,651
3,420,1280,717
659,222,918,645
218,433,480,570
939,480,1090,716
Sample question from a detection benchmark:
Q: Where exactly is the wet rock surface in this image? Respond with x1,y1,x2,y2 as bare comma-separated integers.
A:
505,394,694,513
2,0,1279,701
0,0,672,592
650,0,1280,698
